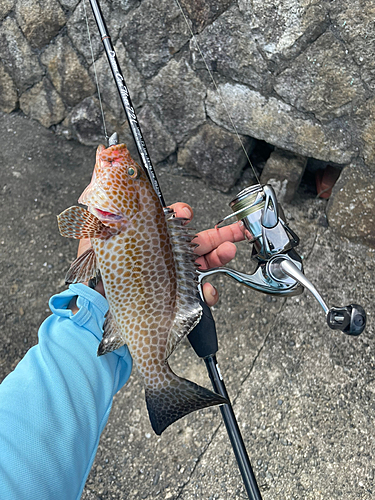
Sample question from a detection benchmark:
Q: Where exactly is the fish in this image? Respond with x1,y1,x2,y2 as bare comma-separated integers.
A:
57,143,227,435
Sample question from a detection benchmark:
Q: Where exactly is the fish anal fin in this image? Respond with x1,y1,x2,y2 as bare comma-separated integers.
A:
65,247,98,284
97,310,124,356
57,206,117,240
146,374,228,435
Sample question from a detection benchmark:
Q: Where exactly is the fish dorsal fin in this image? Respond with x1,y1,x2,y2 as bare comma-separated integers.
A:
65,248,98,284
97,310,124,356
165,210,202,360
57,206,117,240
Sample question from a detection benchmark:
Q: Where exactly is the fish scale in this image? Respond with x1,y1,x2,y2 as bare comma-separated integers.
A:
58,143,227,434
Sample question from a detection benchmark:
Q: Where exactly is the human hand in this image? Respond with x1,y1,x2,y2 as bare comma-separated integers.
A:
75,202,243,306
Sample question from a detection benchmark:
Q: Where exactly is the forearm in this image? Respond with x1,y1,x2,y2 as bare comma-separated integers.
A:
0,284,132,500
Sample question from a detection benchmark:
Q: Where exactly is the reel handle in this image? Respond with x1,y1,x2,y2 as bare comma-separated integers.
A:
327,305,366,336
275,258,366,336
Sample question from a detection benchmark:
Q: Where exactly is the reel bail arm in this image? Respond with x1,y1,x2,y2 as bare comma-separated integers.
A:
198,183,366,336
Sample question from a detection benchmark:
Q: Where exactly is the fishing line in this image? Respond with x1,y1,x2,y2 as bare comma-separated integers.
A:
174,0,261,185
83,0,109,141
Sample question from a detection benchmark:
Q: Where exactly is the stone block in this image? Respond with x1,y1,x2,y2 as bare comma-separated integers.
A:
178,0,233,32
0,62,17,113
62,97,106,146
138,105,176,164
120,0,190,78
274,31,366,122
67,0,109,64
41,36,95,108
0,0,14,20
90,41,145,121
192,5,269,90
0,17,43,93
238,0,329,62
327,163,375,248
260,149,307,203
147,59,206,144
206,83,354,165
178,122,255,192
15,0,66,49
20,78,66,128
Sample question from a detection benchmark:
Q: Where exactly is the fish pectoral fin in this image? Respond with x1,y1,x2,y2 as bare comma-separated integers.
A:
57,206,116,240
145,373,228,435
65,248,98,284
97,311,124,356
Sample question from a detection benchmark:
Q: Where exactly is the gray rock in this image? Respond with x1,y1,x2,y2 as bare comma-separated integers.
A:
120,0,190,78
178,0,233,32
326,163,375,248
138,105,176,164
238,0,329,63
67,0,109,64
19,78,66,128
41,36,95,108
147,59,206,144
59,0,80,9
91,40,146,121
329,0,375,92
0,61,17,113
191,5,269,90
355,96,375,172
178,122,254,192
0,17,43,93
64,96,106,145
260,149,307,203
15,0,66,49
206,83,354,165
274,31,366,122
0,0,14,20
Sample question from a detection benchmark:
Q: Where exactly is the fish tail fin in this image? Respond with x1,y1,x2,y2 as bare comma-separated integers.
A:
145,371,228,435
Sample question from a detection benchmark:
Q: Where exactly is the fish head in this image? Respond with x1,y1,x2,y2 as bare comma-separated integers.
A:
79,143,145,225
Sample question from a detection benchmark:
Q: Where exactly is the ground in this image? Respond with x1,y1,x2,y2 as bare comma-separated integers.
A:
1,111,374,499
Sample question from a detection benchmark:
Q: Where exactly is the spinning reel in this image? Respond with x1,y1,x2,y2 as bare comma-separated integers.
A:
198,184,366,336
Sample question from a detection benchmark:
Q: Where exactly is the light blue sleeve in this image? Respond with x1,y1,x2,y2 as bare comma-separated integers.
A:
0,284,132,500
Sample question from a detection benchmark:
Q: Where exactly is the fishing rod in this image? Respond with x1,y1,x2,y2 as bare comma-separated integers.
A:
88,1,366,498
88,0,165,208
88,1,263,498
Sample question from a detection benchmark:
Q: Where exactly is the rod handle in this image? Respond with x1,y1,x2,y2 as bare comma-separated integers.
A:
188,299,218,358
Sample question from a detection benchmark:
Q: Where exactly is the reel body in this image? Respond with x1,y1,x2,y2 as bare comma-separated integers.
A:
197,184,366,336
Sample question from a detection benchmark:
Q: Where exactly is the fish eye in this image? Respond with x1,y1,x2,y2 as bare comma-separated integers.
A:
127,166,140,178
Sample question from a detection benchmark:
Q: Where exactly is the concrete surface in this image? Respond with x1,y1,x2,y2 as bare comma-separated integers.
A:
1,111,374,499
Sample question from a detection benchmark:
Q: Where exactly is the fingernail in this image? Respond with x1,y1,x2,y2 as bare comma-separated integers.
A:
210,286,217,297
182,207,192,220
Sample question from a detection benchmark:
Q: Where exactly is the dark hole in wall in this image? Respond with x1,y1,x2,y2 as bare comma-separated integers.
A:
300,158,344,197
248,139,274,174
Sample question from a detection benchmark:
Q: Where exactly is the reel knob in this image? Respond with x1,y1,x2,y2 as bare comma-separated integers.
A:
327,304,366,336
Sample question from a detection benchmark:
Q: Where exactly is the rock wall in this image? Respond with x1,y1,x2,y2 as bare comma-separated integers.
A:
0,0,374,244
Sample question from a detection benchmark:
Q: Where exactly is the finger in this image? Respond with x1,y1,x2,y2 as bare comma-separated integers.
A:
202,282,219,307
77,238,92,258
196,241,237,270
168,202,193,223
194,223,244,256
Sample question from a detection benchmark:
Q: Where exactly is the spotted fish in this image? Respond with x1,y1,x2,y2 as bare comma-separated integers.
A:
57,143,227,434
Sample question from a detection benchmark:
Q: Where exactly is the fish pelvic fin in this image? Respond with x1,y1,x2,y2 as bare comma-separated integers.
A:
145,372,228,435
97,310,124,356
65,248,98,284
57,206,117,240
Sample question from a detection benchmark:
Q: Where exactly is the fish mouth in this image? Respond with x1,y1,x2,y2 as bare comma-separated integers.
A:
92,207,125,224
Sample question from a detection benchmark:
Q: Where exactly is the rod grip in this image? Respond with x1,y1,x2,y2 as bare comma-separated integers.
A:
188,299,218,358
